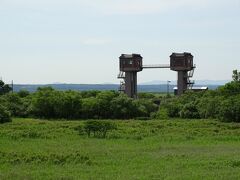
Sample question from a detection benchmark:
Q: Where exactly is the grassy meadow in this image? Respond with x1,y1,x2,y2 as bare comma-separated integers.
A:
0,118,240,179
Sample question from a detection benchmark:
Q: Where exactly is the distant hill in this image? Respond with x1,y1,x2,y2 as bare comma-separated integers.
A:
13,83,222,93
140,80,230,85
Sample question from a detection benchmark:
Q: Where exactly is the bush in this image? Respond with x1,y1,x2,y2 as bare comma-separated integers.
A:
165,101,182,118
218,81,240,96
152,108,169,120
110,94,139,119
18,90,30,98
81,97,100,119
197,96,222,119
0,80,12,95
180,102,200,119
96,91,119,118
83,120,117,138
54,91,82,119
138,93,155,99
0,105,11,123
218,95,240,122
135,99,159,117
30,87,58,118
2,93,30,117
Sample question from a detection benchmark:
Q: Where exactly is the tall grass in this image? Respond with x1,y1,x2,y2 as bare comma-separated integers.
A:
0,118,240,179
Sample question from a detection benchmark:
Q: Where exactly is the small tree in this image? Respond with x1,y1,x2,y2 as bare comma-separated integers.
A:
18,90,30,98
180,102,200,119
83,121,116,138
0,80,12,95
0,105,11,123
232,70,240,82
218,96,240,122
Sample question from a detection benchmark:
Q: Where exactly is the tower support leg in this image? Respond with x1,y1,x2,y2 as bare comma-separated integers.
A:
177,71,188,95
125,72,137,98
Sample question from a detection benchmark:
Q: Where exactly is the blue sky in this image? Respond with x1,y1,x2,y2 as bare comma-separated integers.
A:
0,0,240,84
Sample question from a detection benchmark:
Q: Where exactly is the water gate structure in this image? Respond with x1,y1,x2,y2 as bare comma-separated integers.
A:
117,52,196,98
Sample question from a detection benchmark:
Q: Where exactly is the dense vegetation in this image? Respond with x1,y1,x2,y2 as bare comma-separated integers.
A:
0,70,240,122
160,80,240,122
0,80,12,96
0,71,239,179
1,118,240,179
0,87,159,121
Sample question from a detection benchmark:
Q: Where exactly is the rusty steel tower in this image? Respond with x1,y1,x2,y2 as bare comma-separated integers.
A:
118,54,143,98
170,53,195,95
118,52,195,98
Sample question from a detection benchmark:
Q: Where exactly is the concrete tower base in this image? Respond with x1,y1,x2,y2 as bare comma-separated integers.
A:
125,72,137,98
177,71,188,95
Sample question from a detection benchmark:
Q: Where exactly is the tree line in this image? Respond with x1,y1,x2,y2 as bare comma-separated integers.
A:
0,86,159,122
0,70,240,123
158,70,240,122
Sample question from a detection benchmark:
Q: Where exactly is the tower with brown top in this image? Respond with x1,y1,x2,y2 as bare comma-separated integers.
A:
118,54,143,98
170,52,195,95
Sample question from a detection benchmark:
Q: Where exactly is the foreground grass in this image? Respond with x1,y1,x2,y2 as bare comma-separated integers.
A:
0,118,240,179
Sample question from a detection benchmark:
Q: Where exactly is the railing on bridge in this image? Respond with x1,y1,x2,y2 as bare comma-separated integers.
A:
142,64,170,69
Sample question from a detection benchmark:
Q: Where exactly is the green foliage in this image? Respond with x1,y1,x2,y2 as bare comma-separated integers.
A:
30,87,58,118
18,88,158,120
2,93,30,117
1,75,237,122
0,80,12,95
135,99,158,116
81,97,100,119
152,107,169,119
0,104,11,123
80,90,100,98
17,90,30,98
0,151,91,165
197,96,222,119
30,88,82,119
96,91,119,118
180,102,200,119
110,94,138,119
232,69,240,82
163,99,182,118
1,118,240,179
83,120,116,138
54,90,82,119
156,70,240,122
218,95,240,122
218,81,240,96
138,92,155,99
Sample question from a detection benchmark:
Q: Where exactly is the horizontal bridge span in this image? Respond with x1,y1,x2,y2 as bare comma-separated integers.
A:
142,64,170,69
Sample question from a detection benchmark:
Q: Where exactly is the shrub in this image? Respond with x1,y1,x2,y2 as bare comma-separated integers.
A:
96,91,119,118
54,91,82,119
180,102,200,119
218,81,240,96
2,93,30,117
138,93,155,99
165,101,182,118
0,80,12,95
30,87,58,118
84,120,117,138
110,94,137,119
152,108,169,120
18,90,30,98
0,105,11,123
197,96,222,119
135,99,159,117
218,96,240,122
81,97,100,119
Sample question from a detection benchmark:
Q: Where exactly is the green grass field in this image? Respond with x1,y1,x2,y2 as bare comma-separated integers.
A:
1,118,240,179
